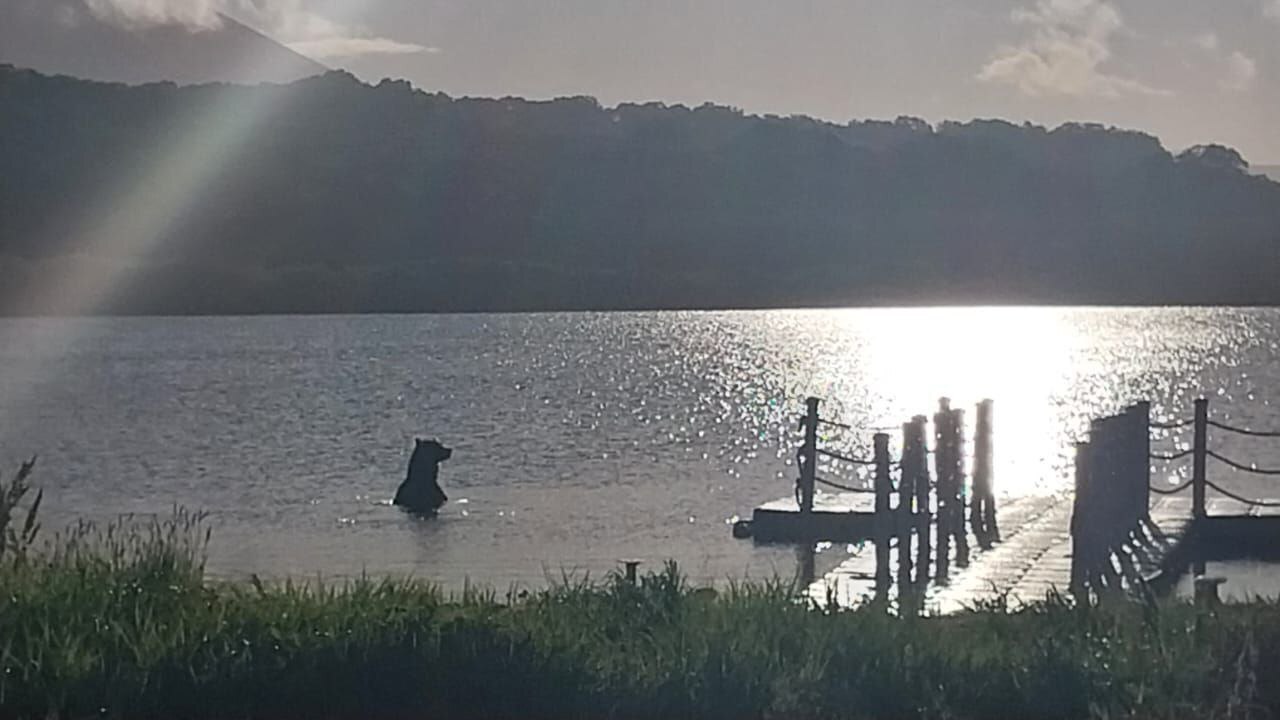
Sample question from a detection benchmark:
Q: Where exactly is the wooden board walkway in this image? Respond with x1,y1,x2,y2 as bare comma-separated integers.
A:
760,396,1280,613
805,493,1219,613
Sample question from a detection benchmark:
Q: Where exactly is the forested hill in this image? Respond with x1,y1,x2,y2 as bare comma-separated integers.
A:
2,65,1279,315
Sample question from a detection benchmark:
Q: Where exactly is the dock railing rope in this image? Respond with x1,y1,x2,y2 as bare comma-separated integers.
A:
1202,478,1280,507
1206,420,1280,438
1146,394,1280,508
1139,396,1280,516
816,447,878,465
1206,451,1280,476
798,399,890,505
814,476,876,493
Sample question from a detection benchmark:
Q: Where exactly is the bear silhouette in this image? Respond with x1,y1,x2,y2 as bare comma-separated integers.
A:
393,438,452,514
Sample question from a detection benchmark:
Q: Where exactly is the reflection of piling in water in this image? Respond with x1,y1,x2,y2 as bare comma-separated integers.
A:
796,542,816,589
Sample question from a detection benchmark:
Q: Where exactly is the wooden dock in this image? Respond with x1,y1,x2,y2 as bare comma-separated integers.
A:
742,395,1280,614
802,493,1234,612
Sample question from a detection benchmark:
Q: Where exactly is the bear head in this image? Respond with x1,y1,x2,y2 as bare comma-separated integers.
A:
414,438,453,463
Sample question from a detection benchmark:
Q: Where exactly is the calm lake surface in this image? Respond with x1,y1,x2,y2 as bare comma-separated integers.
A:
3,308,1280,590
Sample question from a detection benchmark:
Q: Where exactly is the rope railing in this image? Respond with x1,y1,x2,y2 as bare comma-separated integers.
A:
816,447,878,465
1207,450,1280,476
1203,478,1280,507
1207,420,1280,438
814,476,876,493
816,417,902,434
1148,449,1193,461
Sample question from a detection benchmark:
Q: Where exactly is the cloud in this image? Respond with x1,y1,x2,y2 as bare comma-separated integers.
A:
1221,50,1257,92
1193,32,1219,51
81,0,436,58
287,37,440,60
1187,30,1257,94
1266,0,1280,21
84,0,223,31
977,0,1170,98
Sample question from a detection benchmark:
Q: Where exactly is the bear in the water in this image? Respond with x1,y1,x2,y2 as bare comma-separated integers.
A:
393,438,452,514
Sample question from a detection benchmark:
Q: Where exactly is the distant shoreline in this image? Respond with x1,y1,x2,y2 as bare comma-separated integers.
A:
5,302,1280,320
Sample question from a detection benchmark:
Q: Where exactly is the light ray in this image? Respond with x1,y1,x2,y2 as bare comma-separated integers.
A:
1,1,373,434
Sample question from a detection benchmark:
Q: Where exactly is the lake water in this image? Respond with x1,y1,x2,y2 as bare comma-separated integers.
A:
3,308,1280,591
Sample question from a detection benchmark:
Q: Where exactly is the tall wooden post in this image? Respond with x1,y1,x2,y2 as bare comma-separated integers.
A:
1090,416,1120,553
1192,398,1208,520
897,422,915,599
799,397,819,518
911,416,932,590
1121,405,1140,530
873,432,892,605
1135,401,1151,521
971,399,998,546
952,407,969,568
1069,441,1092,598
934,398,953,582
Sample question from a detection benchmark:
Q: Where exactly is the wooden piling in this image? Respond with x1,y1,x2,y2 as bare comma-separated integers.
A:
799,397,819,519
1068,401,1203,600
1134,401,1151,521
1069,441,1092,597
911,415,932,590
873,432,892,604
898,422,915,599
622,560,641,585
934,399,953,582
1192,398,1208,520
971,399,998,546
1089,415,1124,555
952,407,969,568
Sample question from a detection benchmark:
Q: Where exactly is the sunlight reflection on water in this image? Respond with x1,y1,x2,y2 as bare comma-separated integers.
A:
0,307,1274,589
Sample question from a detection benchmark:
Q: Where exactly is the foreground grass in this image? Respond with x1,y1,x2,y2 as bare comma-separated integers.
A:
0,506,1277,717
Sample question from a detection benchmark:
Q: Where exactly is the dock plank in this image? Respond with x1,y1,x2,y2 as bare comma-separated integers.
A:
807,491,1207,613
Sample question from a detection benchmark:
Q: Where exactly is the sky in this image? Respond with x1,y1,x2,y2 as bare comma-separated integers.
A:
11,0,1280,163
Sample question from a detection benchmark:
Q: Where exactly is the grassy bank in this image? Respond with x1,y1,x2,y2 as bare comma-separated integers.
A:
1,472,1278,718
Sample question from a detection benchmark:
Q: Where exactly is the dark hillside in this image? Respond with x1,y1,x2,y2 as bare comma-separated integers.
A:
2,66,1278,314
